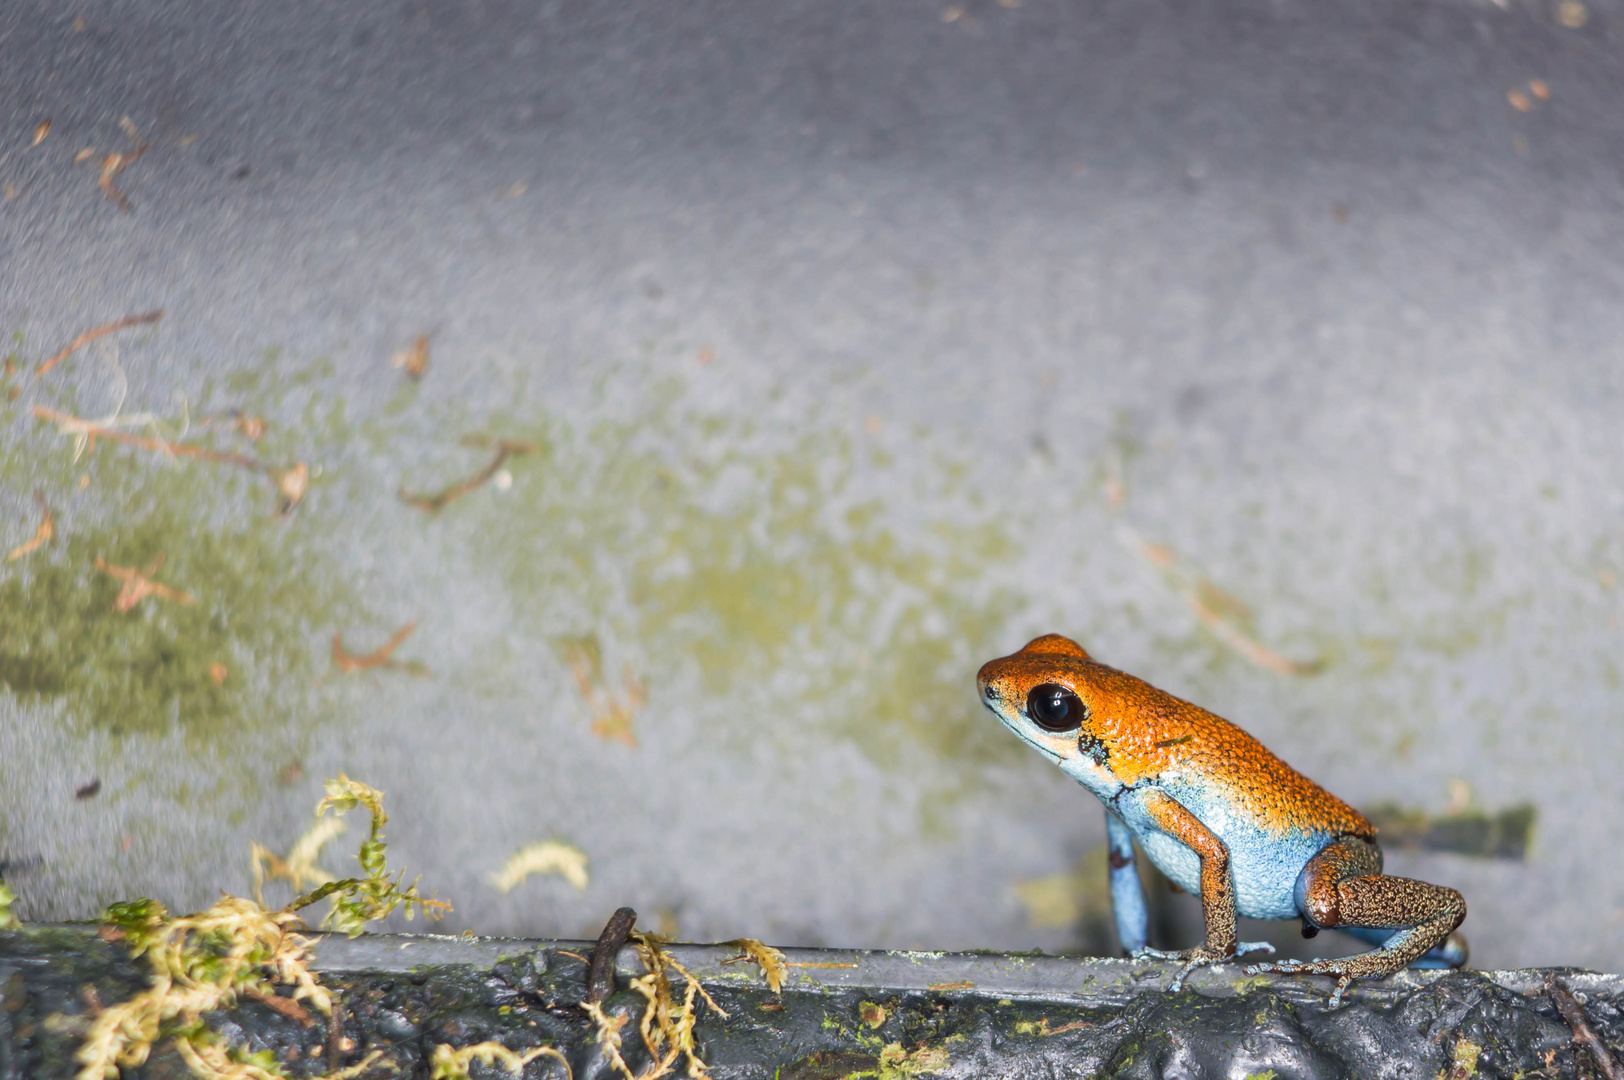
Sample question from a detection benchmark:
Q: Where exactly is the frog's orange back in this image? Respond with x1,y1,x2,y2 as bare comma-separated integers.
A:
979,635,1374,841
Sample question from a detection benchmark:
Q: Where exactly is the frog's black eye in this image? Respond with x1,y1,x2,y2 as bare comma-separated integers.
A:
1026,683,1085,732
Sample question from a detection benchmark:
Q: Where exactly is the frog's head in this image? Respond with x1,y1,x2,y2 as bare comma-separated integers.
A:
976,634,1099,766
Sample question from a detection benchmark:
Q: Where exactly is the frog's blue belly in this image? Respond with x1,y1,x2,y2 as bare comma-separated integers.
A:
1117,784,1335,921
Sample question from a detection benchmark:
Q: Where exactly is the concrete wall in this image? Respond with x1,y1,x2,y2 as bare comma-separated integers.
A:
1,0,1621,970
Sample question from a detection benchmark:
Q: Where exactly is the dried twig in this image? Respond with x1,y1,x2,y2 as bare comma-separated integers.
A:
5,490,53,561
31,119,51,147
36,310,164,376
1548,975,1624,1080
96,117,150,212
399,436,538,513
330,622,422,675
1117,522,1320,676
95,554,196,613
33,406,262,468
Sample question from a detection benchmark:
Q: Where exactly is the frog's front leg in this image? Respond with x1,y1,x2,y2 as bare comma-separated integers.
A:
1128,790,1272,990
1244,837,1466,1007
1105,811,1148,954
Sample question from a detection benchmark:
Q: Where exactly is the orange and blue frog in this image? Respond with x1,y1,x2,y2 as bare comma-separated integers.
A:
978,634,1467,1007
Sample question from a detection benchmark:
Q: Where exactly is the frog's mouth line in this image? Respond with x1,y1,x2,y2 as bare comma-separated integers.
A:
982,702,1064,766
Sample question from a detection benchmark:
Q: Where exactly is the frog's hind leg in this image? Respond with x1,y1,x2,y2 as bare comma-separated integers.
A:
1336,925,1469,969
1245,837,1466,1007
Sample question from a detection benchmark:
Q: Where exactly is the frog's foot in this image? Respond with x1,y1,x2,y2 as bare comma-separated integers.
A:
1132,941,1274,992
1242,957,1364,1008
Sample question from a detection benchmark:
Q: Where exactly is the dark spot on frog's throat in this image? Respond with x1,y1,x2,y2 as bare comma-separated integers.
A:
1078,731,1109,763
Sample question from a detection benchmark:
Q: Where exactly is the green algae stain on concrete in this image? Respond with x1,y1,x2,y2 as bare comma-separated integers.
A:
0,366,360,741
470,399,1027,777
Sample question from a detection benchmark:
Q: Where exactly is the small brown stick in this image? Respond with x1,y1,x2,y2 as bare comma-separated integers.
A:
325,995,347,1071
5,490,53,561
96,119,150,212
32,405,262,469
95,554,196,613
1548,975,1624,1080
36,310,164,376
247,988,314,1027
330,622,419,674
399,437,539,513
587,907,638,1005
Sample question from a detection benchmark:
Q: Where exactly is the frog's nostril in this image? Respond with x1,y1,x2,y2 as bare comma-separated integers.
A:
983,685,998,700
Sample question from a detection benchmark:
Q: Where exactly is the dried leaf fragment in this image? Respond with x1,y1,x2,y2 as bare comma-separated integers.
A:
392,334,430,380
557,636,646,746
489,841,590,893
1556,0,1588,27
36,309,163,376
31,119,51,147
95,553,196,613
276,462,310,514
330,621,424,675
6,490,54,561
399,436,539,513
208,662,229,685
723,939,788,993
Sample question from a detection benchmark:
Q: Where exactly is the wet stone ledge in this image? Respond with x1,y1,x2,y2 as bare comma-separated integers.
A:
3,928,1622,1079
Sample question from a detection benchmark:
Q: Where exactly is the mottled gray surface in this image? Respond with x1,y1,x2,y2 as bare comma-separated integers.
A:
1,0,1622,971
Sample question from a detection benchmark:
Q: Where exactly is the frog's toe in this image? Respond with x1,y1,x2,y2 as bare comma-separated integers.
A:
1243,958,1307,975
1234,941,1276,957
1131,946,1183,962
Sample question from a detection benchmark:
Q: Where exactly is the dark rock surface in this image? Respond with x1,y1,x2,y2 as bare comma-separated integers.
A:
5,929,1623,1079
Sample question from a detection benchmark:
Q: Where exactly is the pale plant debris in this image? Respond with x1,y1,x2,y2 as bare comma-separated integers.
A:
400,435,539,513
878,1043,951,1077
75,895,333,1080
556,636,647,746
77,776,448,1080
31,119,51,146
392,334,430,381
330,622,428,677
209,662,229,685
583,1002,635,1080
623,930,728,1080
6,489,54,561
488,841,589,894
36,309,164,376
289,774,451,937
721,939,787,993
33,405,263,469
430,1041,571,1080
251,816,347,906
1114,521,1321,676
96,553,196,613
95,116,151,212
74,147,96,164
